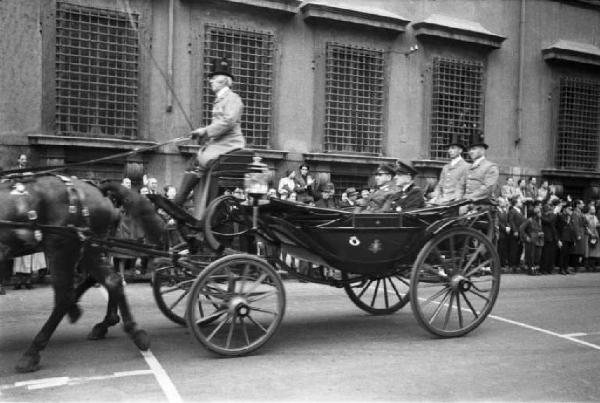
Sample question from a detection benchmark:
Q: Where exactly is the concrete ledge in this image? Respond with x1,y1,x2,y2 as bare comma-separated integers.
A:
301,1,409,34
189,0,301,14
28,134,158,150
413,14,506,49
303,152,396,165
542,40,600,67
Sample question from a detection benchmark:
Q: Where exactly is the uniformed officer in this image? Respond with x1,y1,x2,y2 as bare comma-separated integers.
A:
384,161,425,212
463,133,499,201
361,163,398,213
430,134,469,204
174,58,246,216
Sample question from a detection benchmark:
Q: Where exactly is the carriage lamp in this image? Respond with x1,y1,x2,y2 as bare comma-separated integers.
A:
244,156,269,198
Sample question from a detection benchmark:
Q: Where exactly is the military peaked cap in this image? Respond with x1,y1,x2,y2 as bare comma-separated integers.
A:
394,161,418,176
375,163,396,176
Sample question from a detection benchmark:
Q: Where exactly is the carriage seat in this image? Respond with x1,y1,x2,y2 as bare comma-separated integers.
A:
208,149,255,191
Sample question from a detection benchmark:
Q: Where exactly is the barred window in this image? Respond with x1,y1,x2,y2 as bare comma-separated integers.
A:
430,57,484,160
556,76,600,171
203,25,273,149
330,174,370,196
55,2,139,138
324,43,384,155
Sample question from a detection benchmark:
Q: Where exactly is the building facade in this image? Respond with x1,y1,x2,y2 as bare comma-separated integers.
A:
1,0,600,198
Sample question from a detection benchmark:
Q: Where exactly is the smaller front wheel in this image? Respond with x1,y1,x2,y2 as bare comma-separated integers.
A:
410,227,500,337
343,272,410,315
185,254,286,356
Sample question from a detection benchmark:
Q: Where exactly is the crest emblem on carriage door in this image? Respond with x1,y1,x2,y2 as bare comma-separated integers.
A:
368,239,382,254
349,236,360,246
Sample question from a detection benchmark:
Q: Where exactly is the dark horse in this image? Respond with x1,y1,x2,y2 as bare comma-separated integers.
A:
0,175,165,372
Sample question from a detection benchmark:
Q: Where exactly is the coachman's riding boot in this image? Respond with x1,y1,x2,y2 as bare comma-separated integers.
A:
174,171,202,206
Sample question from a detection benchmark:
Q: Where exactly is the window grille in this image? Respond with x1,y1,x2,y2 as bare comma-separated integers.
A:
324,43,384,155
555,76,600,171
430,57,484,160
330,174,370,196
55,2,139,139
203,24,273,149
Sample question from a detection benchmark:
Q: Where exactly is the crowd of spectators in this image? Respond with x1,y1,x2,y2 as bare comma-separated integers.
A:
497,176,600,275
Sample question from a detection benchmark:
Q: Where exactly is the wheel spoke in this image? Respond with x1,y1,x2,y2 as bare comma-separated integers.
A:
205,312,230,341
370,279,381,307
388,277,406,302
240,316,250,346
353,280,371,298
462,243,484,274
247,289,278,303
459,290,479,318
428,289,452,324
196,308,227,326
443,291,455,329
248,306,278,316
466,287,491,303
225,313,236,349
239,263,251,294
247,314,268,334
167,288,190,310
421,286,449,307
464,259,493,277
159,280,193,295
383,278,389,308
244,272,269,295
456,291,464,328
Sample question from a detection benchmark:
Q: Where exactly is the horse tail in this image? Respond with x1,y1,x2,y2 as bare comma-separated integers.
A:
99,182,165,249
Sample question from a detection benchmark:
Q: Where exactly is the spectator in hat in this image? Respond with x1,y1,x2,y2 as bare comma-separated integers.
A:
557,202,576,275
174,57,246,218
463,134,499,201
384,161,425,212
360,163,398,213
339,187,359,208
293,163,315,204
278,169,296,196
430,134,468,204
315,183,337,209
508,196,526,273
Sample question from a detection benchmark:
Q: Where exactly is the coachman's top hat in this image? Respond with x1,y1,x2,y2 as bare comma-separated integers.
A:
394,161,418,176
469,131,489,149
447,133,466,150
209,57,234,80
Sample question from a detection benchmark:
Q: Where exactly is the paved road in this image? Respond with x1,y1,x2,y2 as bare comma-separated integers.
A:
1,273,600,402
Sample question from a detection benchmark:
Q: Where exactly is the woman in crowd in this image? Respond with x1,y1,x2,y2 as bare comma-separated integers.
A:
293,163,314,204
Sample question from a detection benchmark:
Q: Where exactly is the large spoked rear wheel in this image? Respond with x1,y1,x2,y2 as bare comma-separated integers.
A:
152,257,208,326
343,272,410,315
410,227,500,337
204,196,252,251
185,254,286,356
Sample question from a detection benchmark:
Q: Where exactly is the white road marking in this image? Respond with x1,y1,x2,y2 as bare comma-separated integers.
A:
489,314,600,351
97,287,184,403
563,332,587,337
2,371,153,391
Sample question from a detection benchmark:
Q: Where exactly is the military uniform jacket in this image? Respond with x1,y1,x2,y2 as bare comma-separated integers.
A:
364,181,398,213
433,157,469,203
464,157,499,201
384,183,425,212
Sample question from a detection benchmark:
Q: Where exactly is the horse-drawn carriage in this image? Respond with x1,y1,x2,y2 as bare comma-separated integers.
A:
0,149,500,371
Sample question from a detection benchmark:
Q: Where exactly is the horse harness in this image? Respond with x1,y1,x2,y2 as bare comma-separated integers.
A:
2,174,92,244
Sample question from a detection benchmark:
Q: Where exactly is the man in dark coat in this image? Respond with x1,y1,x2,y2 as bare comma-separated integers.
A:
314,182,337,209
497,197,510,270
384,161,425,212
557,203,577,275
540,199,560,274
508,196,526,272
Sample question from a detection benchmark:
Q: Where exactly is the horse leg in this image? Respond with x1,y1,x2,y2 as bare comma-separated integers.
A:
87,248,148,350
16,246,80,373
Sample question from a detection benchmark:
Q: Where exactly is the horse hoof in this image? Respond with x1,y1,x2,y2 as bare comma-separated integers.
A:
15,355,40,373
87,324,108,340
132,329,150,351
67,304,82,323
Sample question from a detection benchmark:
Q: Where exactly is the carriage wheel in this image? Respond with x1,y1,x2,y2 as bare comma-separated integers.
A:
152,258,197,325
410,227,500,337
342,272,410,315
185,254,286,356
204,195,252,251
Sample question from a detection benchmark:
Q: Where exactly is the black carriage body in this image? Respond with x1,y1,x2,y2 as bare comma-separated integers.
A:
255,199,464,275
